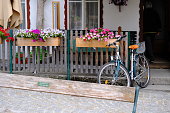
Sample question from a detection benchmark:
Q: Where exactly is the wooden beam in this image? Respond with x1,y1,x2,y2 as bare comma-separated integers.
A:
0,73,135,103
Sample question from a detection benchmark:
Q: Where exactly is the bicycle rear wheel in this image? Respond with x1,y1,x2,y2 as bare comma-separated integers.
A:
98,62,131,87
135,54,150,88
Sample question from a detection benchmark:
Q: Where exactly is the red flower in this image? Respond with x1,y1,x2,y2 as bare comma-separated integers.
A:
11,38,14,41
6,37,14,42
6,39,10,42
4,33,10,36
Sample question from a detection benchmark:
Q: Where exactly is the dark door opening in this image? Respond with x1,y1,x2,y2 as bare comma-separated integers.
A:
141,0,170,68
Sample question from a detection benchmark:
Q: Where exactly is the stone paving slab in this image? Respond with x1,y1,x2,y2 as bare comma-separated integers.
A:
0,87,170,113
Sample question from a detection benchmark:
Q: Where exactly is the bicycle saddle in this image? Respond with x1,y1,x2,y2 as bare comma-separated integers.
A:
129,45,139,50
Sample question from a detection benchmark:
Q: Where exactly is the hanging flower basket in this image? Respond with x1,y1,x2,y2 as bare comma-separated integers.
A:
14,28,64,46
15,37,61,46
76,28,120,48
109,0,128,6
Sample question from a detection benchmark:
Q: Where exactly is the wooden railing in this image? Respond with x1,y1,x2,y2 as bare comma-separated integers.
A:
0,30,137,76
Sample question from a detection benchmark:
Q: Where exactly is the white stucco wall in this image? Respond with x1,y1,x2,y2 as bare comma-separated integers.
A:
30,0,37,29
103,0,140,35
30,0,64,29
44,0,65,29
30,0,139,34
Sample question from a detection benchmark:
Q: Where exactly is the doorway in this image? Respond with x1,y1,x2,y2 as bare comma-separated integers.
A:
140,0,170,68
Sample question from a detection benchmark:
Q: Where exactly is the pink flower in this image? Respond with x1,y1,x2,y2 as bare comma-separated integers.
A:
103,29,110,32
101,31,106,34
26,30,29,33
90,29,95,33
31,29,41,34
115,35,121,37
32,39,36,42
39,38,43,41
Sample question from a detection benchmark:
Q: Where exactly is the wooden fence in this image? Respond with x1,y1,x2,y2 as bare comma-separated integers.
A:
0,30,136,76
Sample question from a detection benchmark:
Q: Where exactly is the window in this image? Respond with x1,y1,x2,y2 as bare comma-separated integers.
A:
68,0,99,30
21,0,27,29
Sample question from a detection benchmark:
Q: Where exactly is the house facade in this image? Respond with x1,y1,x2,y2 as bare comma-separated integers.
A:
25,0,140,36
21,0,170,68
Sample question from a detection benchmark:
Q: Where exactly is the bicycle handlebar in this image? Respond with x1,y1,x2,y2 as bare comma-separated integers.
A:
107,35,127,47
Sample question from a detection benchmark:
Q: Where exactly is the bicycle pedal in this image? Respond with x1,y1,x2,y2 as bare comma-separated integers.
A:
105,80,109,84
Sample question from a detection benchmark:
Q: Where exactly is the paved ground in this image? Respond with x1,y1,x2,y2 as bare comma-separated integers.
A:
0,69,170,113
0,85,170,113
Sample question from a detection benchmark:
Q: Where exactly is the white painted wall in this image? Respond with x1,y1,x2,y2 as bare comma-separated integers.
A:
103,0,140,36
30,0,65,29
30,0,139,35
44,0,65,29
30,0,37,29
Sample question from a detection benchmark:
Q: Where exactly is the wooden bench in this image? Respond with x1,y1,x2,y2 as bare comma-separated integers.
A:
0,73,139,113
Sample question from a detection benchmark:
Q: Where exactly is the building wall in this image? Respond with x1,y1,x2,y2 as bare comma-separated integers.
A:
30,0,37,29
44,0,65,29
30,0,65,29
103,0,140,36
29,0,140,36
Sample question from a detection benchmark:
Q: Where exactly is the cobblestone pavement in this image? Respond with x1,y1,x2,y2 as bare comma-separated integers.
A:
0,87,170,113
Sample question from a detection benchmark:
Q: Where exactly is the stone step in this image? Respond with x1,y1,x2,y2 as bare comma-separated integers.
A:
144,85,170,92
149,69,170,85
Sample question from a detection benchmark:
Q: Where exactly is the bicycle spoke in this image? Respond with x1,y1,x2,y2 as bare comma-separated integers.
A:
98,63,130,86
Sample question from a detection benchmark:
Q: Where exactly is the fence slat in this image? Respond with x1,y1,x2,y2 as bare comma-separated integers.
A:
18,46,21,71
52,46,55,72
64,33,67,74
100,48,103,66
46,46,50,72
75,30,79,73
70,30,73,73
56,46,59,72
37,47,40,72
2,42,6,72
32,46,36,73
27,46,31,72
23,46,26,71
90,48,93,74
7,42,10,71
95,48,98,73
85,48,88,73
41,46,45,72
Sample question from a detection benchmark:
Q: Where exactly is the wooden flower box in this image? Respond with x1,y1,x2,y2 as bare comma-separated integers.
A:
15,37,61,46
76,38,117,48
0,37,2,44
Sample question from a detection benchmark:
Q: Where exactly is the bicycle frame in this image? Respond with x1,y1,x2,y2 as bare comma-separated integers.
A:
113,43,139,81
112,44,124,80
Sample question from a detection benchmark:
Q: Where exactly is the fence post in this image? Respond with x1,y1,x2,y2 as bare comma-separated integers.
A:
9,29,13,74
67,30,71,80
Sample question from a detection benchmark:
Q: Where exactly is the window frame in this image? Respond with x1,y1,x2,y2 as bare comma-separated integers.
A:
67,0,100,30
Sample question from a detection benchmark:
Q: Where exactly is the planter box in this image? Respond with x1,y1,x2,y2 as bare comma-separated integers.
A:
0,37,2,44
76,38,117,48
16,37,61,46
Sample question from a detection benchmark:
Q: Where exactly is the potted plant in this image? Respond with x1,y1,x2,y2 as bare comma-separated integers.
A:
76,28,120,48
14,28,64,46
0,27,14,44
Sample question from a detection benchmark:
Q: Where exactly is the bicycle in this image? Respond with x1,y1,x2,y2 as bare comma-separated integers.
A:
98,35,150,88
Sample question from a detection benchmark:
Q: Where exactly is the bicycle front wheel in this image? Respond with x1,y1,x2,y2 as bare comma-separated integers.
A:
135,54,150,88
98,62,131,87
